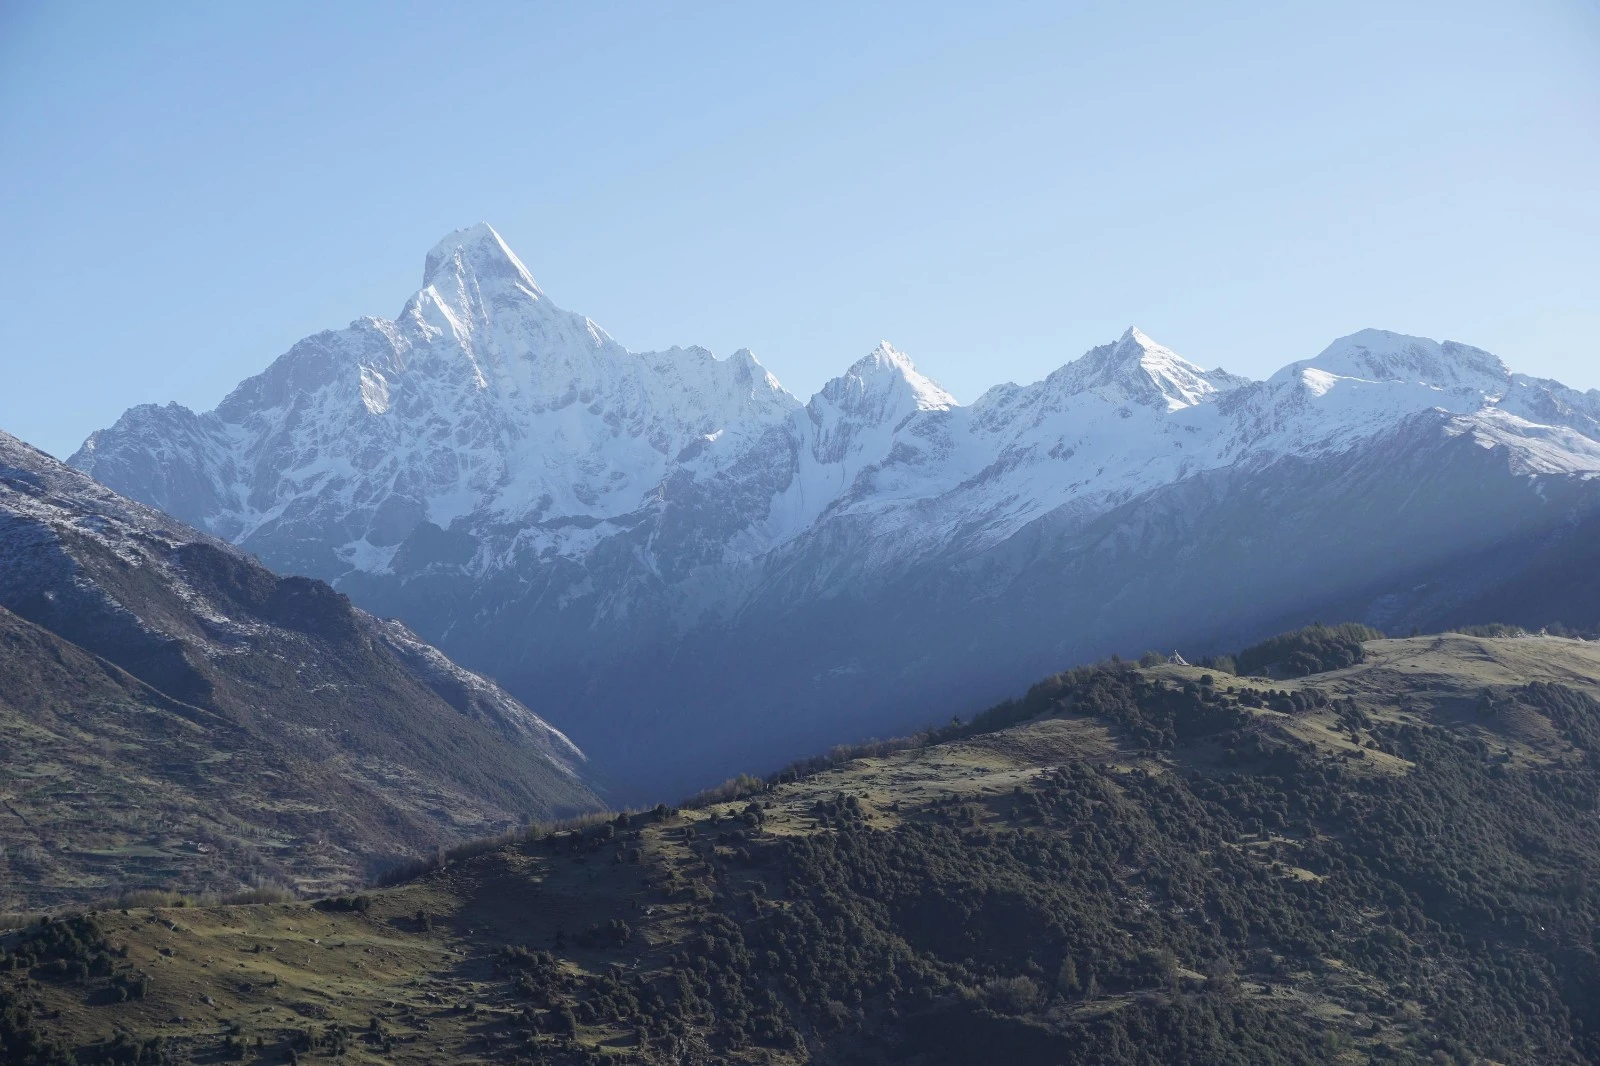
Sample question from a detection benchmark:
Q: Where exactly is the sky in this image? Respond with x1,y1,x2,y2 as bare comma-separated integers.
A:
1,1,1597,459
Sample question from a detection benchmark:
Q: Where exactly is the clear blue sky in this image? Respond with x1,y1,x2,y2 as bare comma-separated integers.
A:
2,1,1596,459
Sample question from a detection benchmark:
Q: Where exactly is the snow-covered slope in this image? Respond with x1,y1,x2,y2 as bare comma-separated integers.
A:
70,226,1600,798
74,225,798,579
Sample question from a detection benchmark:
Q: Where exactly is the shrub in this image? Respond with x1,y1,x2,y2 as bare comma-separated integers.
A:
312,895,371,914
986,975,1042,1014
222,884,296,906
1451,623,1527,638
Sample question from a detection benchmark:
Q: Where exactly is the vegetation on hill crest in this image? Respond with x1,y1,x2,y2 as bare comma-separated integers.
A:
6,634,1600,1064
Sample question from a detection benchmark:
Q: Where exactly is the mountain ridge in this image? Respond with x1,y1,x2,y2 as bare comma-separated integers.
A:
69,225,1600,585
67,225,1600,797
0,427,602,908
9,631,1600,1065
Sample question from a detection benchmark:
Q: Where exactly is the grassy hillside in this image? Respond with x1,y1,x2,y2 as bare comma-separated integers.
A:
6,634,1600,1065
0,431,603,912
0,603,596,911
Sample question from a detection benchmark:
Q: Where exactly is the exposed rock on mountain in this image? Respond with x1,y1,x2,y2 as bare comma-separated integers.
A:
72,225,1600,798
0,429,600,908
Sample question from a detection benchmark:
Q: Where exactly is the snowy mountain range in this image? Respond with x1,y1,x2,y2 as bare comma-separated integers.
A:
70,224,1600,797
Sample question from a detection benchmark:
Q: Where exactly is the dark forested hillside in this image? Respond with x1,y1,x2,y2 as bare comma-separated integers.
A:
7,633,1600,1065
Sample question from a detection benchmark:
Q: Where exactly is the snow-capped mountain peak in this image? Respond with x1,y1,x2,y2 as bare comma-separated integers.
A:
1279,329,1512,397
406,221,598,356
423,222,538,289
70,228,1600,591
1046,326,1238,412
60,224,1600,796
800,342,956,469
820,341,956,414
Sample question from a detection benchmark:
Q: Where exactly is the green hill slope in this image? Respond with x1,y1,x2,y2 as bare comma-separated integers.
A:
6,634,1600,1065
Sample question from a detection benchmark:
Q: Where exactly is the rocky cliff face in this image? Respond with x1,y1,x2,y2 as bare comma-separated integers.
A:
70,225,1600,798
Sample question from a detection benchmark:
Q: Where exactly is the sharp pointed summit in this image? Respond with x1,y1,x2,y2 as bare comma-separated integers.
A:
819,342,956,416
66,227,1600,798
1046,326,1238,411
423,222,537,287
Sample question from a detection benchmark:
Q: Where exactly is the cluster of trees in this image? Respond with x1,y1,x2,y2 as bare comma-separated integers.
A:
66,1031,167,1065
0,917,166,1064
0,984,71,1066
1227,623,1384,678
741,623,1380,802
0,916,147,1003
1188,708,1600,1059
492,925,802,1061
310,894,371,913
472,664,1600,1064
12,642,1597,1065
1452,623,1530,638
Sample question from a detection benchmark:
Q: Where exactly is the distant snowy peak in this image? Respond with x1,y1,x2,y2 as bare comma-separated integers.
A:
1278,329,1512,397
48,222,1600,801
68,224,820,576
1049,326,1242,411
405,222,615,372
422,222,537,288
1499,374,1600,439
66,223,1600,596
724,348,794,402
804,342,954,467
815,342,955,417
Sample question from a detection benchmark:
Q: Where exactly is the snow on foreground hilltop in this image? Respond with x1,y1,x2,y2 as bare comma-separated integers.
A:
69,224,1600,585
